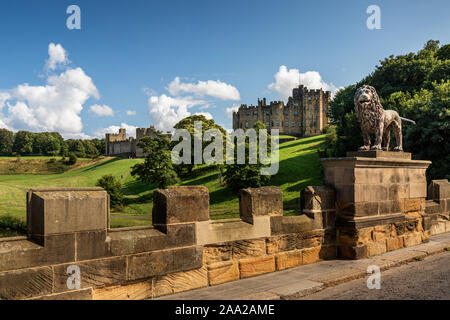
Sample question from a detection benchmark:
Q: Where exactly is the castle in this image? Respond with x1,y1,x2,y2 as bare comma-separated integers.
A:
232,85,331,137
105,126,160,158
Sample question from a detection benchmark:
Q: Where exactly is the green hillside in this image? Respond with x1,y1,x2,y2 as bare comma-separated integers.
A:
0,135,326,232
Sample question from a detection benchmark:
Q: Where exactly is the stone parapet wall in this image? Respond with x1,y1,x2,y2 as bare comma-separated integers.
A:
0,185,335,300
1,165,449,300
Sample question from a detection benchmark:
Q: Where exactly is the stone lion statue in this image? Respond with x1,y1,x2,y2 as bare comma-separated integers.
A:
354,85,415,152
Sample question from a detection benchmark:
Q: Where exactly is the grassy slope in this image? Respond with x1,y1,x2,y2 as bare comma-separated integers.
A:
0,135,325,229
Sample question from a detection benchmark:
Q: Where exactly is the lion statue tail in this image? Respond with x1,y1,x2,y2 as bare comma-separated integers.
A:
400,117,416,125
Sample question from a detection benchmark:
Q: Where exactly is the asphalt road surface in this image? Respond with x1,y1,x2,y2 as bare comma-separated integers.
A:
300,251,450,300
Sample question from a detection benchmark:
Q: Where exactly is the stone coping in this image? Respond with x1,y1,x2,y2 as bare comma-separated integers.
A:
346,150,412,160
321,157,431,168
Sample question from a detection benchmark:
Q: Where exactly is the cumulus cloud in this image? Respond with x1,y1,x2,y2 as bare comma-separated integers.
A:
45,43,70,71
93,123,138,138
0,44,100,137
126,110,136,116
89,104,114,116
226,104,240,118
167,77,240,100
147,94,208,132
268,65,340,100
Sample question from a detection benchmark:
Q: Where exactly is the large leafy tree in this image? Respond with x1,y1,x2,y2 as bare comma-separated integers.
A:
12,131,34,155
131,133,179,189
173,115,226,176
223,121,271,191
0,129,14,156
328,40,449,180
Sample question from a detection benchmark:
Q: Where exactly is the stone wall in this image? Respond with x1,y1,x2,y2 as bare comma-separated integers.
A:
1,170,449,300
0,185,336,300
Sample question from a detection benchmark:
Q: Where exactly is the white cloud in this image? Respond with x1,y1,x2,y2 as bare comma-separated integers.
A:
226,104,240,118
126,110,136,116
167,77,240,100
148,94,207,132
89,104,114,116
0,43,100,138
93,123,138,138
45,43,70,71
193,112,213,119
268,65,340,100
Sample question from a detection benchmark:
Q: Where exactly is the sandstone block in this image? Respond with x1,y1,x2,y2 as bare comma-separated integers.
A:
153,267,208,297
404,199,422,213
30,288,93,300
338,244,368,260
302,246,321,264
152,186,210,226
240,187,283,223
367,240,387,256
28,188,108,238
300,186,335,211
203,244,232,264
53,257,127,293
319,245,337,260
427,180,450,201
239,256,275,278
93,281,152,300
127,246,203,281
386,237,404,251
232,239,266,260
0,266,53,299
275,250,302,271
208,260,239,285
403,232,422,247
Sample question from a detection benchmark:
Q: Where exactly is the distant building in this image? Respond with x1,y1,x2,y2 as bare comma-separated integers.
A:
105,125,171,158
232,85,331,137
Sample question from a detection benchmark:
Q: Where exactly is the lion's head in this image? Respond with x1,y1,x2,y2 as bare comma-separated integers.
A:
354,85,383,128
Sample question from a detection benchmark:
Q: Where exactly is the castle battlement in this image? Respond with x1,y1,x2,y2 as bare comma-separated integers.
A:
232,85,331,137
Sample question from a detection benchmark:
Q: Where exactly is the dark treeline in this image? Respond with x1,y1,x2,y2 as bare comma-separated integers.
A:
0,129,105,158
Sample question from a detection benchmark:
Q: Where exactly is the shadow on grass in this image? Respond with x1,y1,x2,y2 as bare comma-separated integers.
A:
278,135,325,150
78,157,123,173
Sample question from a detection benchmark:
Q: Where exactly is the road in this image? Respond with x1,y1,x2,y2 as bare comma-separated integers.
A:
299,251,450,300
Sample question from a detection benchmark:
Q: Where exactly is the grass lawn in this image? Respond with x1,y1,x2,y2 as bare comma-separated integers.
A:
0,135,326,231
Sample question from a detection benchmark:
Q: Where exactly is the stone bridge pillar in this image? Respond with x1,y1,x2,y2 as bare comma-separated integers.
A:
321,151,431,259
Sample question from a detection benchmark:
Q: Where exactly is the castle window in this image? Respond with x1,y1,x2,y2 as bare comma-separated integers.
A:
254,111,258,115
298,122,302,127
284,110,288,115
323,106,327,111
285,122,289,127
314,106,318,110
266,111,270,115
276,122,279,127
309,115,313,119
294,111,298,116
291,122,295,127
245,122,249,128
266,122,270,127
306,106,309,110
294,103,299,107
246,111,250,116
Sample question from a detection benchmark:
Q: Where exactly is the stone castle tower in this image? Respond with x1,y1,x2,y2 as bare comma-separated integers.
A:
232,85,331,137
105,126,159,158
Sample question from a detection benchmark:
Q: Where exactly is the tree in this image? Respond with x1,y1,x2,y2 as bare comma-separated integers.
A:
83,140,99,157
131,133,179,189
0,129,14,156
327,40,449,181
13,131,34,155
173,115,226,176
96,174,124,208
223,121,271,191
67,153,78,165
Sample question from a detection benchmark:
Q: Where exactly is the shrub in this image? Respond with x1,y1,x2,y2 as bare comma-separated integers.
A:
0,216,27,235
67,153,78,165
95,174,124,208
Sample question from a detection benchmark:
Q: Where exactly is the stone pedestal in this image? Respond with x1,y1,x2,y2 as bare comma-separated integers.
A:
321,151,431,259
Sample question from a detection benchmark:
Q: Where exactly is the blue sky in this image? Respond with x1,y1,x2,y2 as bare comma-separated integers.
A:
0,0,449,138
